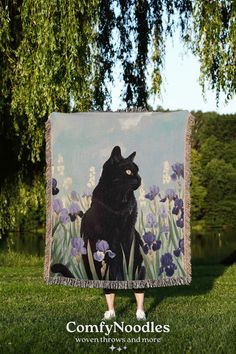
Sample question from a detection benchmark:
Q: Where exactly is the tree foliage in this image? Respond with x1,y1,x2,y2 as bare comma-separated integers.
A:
0,1,235,234
191,0,236,102
191,111,236,227
1,0,99,163
190,148,207,220
1,1,235,163
93,0,193,109
0,0,99,235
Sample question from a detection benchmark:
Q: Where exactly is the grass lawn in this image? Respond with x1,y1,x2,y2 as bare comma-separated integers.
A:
0,252,235,354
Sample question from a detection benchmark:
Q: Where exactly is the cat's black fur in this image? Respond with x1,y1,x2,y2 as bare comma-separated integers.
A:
51,146,145,281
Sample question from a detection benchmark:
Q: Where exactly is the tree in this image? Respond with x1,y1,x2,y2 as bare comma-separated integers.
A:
0,0,99,234
1,1,235,163
191,0,235,102
0,1,235,234
190,148,207,221
1,0,99,163
94,0,235,107
191,111,236,228
93,0,193,109
203,158,236,227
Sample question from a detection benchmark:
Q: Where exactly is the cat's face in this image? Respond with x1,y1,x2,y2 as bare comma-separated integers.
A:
101,146,141,191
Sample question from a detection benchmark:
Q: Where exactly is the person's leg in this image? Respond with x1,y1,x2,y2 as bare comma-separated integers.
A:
133,289,146,320
103,289,116,320
104,288,116,311
133,289,145,311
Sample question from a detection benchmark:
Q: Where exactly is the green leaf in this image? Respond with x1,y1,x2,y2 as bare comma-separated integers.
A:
128,236,135,279
121,245,128,281
105,266,110,281
155,249,160,278
168,215,179,251
87,240,99,280
135,267,139,280
78,255,89,280
139,246,155,280
52,222,60,236
140,210,145,234
70,257,83,278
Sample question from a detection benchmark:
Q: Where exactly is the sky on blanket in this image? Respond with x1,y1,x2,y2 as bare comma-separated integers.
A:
51,111,187,196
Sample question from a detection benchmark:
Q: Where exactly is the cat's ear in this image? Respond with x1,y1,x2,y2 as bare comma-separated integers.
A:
110,146,122,164
126,151,136,162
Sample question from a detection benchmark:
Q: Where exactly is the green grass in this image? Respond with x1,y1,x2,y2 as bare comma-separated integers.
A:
0,252,235,354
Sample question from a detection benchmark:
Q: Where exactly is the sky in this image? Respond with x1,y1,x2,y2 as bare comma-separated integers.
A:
110,30,236,114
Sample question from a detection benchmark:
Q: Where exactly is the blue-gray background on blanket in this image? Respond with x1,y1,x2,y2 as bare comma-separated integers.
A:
51,111,188,195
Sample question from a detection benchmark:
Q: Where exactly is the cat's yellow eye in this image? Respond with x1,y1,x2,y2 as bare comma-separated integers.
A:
126,169,133,176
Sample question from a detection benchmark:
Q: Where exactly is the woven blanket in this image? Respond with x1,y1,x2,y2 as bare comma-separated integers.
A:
44,111,194,289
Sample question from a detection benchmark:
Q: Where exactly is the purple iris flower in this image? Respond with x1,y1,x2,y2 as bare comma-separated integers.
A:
160,188,177,202
176,217,184,228
177,207,184,228
52,178,57,190
146,213,158,228
93,240,116,262
53,199,63,214
172,198,184,228
174,238,184,257
82,189,92,198
52,178,59,195
143,232,155,245
68,202,81,222
145,185,160,200
171,163,184,180
142,232,161,254
71,237,87,256
179,238,184,252
175,198,184,208
160,207,168,219
172,198,184,215
165,263,177,277
59,208,70,224
161,224,169,237
173,248,181,257
71,191,79,201
158,252,177,277
153,241,161,251
161,253,173,267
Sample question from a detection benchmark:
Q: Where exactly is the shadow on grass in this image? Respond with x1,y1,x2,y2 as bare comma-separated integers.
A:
113,261,227,317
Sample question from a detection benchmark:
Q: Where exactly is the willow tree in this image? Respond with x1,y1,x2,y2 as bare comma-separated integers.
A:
93,0,235,108
0,0,235,233
0,0,99,233
1,0,235,163
93,0,193,109
191,0,235,102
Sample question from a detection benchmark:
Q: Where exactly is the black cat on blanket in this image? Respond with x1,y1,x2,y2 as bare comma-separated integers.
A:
51,146,145,281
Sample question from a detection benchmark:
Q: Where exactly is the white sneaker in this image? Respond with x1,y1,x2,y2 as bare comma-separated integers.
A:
136,309,146,321
102,310,116,320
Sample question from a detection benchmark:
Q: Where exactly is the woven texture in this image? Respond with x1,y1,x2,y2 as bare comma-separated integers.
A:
44,111,194,288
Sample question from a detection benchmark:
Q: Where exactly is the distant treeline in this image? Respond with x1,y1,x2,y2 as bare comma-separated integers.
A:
0,111,235,236
191,111,236,228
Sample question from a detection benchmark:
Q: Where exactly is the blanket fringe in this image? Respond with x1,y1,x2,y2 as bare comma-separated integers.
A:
46,276,192,289
44,117,53,283
44,111,195,289
183,113,195,285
